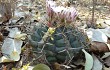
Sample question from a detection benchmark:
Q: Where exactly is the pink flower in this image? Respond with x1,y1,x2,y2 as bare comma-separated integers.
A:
46,0,77,25
65,7,77,22
46,0,56,17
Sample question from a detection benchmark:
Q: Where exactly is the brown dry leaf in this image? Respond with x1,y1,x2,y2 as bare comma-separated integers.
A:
90,41,109,52
0,2,12,23
107,39,110,45
0,32,3,42
54,62,62,70
104,55,110,67
3,65,7,70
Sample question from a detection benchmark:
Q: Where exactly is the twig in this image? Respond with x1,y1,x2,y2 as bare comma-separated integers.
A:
91,0,95,28
0,25,25,27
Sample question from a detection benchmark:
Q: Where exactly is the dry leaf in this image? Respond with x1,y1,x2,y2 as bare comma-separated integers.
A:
54,63,62,70
0,32,3,42
104,56,110,67
92,54,102,70
82,49,93,70
90,41,109,52
0,2,12,23
14,33,27,40
1,38,22,61
86,28,108,43
0,56,13,62
102,52,110,59
0,28,23,62
100,28,110,38
103,66,110,70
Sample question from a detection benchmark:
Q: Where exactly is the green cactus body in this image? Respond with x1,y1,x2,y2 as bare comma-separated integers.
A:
29,24,87,63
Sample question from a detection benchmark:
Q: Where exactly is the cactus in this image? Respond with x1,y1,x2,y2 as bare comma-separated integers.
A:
29,0,88,63
29,24,87,63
